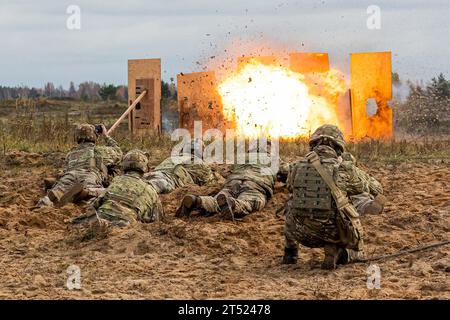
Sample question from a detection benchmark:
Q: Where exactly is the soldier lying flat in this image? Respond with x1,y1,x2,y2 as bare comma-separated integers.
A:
144,140,216,194
36,124,122,208
91,150,164,227
176,144,288,220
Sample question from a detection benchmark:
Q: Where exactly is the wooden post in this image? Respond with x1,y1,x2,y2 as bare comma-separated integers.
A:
107,90,147,136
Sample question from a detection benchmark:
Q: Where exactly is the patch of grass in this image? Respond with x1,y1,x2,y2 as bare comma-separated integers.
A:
0,99,449,163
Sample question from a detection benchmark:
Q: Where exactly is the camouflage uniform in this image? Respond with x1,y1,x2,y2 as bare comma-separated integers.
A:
340,152,384,215
177,151,277,219
144,155,215,194
283,124,378,269
92,150,163,226
38,124,122,207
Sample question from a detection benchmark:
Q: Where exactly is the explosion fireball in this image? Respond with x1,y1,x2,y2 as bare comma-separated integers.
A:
217,60,347,139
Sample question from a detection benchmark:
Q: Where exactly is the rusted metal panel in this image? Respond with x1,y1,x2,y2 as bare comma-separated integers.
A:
128,59,161,135
350,52,392,139
289,52,330,74
177,71,227,133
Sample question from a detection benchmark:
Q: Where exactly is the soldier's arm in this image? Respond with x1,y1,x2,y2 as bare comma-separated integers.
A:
341,151,383,196
96,136,123,167
104,136,122,157
335,162,367,196
356,167,383,196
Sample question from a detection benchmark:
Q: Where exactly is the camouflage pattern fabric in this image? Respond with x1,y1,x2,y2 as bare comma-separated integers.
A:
144,155,215,194
340,151,384,214
47,136,122,199
93,171,163,225
284,145,371,260
195,152,277,217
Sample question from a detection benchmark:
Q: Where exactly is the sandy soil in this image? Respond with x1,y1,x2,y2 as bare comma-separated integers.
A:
0,151,449,299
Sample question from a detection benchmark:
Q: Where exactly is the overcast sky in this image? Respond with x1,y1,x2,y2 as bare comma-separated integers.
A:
0,0,449,88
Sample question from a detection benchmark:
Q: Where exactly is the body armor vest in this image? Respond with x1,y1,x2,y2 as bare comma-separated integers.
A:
103,175,154,216
290,159,335,219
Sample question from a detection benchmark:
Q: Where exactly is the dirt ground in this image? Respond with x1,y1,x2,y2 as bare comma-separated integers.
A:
0,152,448,300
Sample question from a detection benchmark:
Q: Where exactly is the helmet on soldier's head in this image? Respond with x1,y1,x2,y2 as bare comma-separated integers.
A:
309,124,345,154
121,149,149,173
75,124,97,143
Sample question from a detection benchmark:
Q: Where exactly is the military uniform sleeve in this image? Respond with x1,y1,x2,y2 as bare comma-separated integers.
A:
356,167,383,196
335,161,368,196
96,136,123,167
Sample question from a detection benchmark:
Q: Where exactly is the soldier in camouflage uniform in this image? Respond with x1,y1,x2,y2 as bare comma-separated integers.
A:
340,152,386,215
36,124,122,207
282,124,385,269
176,144,282,220
144,140,215,194
91,150,164,227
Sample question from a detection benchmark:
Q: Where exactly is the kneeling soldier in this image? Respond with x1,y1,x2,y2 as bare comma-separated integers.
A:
283,124,373,269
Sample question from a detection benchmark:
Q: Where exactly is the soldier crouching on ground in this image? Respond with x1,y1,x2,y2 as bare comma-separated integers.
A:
90,150,164,227
176,142,288,220
144,139,216,194
282,124,383,269
340,152,387,215
36,124,122,207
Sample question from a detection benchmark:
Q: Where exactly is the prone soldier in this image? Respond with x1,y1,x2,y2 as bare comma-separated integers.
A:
36,124,122,207
91,149,164,227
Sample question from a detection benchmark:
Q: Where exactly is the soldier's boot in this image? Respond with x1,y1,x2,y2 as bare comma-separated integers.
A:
54,183,84,207
321,244,347,270
74,188,90,202
43,177,56,190
34,196,54,208
176,195,201,217
363,194,387,215
48,189,64,204
217,194,236,221
342,249,365,263
282,247,298,264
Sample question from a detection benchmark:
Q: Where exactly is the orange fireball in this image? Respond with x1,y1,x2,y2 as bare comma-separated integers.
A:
217,60,347,139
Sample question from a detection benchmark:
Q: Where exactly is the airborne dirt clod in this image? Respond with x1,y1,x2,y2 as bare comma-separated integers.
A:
0,152,449,299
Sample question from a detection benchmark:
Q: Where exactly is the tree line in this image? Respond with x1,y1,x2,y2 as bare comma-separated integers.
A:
0,80,177,101
396,73,450,134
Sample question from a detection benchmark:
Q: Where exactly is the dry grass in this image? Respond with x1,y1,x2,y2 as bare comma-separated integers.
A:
0,99,449,162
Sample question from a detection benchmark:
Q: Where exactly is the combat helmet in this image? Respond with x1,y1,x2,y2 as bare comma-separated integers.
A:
309,124,345,154
75,124,97,143
121,149,149,173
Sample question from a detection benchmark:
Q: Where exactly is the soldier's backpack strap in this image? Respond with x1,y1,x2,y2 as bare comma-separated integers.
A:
306,151,364,250
306,152,352,212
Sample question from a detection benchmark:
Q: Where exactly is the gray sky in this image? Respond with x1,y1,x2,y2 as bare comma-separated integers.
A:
0,0,449,88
